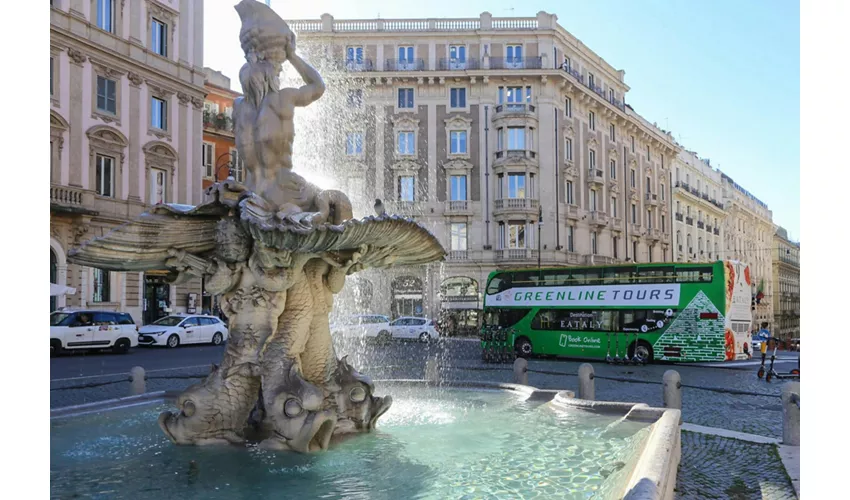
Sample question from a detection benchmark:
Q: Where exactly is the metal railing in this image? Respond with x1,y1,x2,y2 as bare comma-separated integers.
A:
341,59,375,72
385,58,426,71
494,103,536,114
494,149,537,160
438,58,481,70
489,57,543,70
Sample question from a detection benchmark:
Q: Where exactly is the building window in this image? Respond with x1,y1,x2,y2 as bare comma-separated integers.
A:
499,86,531,106
450,175,467,201
661,214,666,232
95,154,114,197
588,149,598,170
450,130,467,154
398,45,414,62
565,180,574,204
150,168,167,205
397,131,415,155
449,45,466,67
450,223,468,251
591,231,598,254
660,184,665,200
630,135,635,153
630,168,636,188
202,142,214,178
647,209,652,229
661,153,665,169
613,236,619,259
345,133,363,155
590,189,598,211
399,176,415,201
450,88,466,108
230,148,244,182
50,57,55,96
398,88,414,109
609,159,617,179
507,222,526,248
565,138,573,161
347,89,363,107
608,88,615,102
346,46,363,63
567,226,575,252
151,97,167,130
506,44,523,66
646,144,651,161
565,96,572,117
589,110,596,131
610,196,618,217
151,18,168,57
646,176,651,193
631,203,636,223
588,73,595,88
633,241,639,263
92,268,111,302
610,123,615,141
508,173,526,199
506,127,526,150
96,76,117,114
96,0,114,33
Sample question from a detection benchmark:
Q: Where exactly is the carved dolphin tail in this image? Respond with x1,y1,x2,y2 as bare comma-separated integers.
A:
315,190,354,225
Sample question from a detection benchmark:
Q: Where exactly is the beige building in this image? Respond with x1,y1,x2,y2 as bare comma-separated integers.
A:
720,173,776,326
772,227,800,341
288,12,680,323
672,150,725,262
50,0,206,324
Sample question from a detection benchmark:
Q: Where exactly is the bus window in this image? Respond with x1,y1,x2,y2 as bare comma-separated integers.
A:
697,267,713,282
571,270,586,284
542,270,569,286
585,270,602,285
486,274,511,294
604,267,635,284
484,308,532,328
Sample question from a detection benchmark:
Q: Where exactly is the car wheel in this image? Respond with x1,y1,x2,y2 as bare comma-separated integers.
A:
628,341,654,364
419,332,430,343
167,334,180,348
515,337,533,357
377,330,391,343
211,332,223,346
112,338,131,354
50,339,62,357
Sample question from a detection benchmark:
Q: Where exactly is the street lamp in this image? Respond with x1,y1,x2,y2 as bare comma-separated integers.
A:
214,152,236,182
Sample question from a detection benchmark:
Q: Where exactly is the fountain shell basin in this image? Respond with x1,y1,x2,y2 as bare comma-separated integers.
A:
51,380,680,500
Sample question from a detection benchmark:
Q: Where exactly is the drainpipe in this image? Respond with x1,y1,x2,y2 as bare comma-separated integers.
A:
484,105,491,249
554,112,561,249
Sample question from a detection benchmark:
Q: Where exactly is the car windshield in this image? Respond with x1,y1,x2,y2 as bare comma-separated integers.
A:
50,312,73,326
152,316,184,326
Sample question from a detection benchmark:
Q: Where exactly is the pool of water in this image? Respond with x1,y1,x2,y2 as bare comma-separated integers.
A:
51,386,652,499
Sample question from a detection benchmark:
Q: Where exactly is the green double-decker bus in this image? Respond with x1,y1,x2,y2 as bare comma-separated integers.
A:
482,261,754,363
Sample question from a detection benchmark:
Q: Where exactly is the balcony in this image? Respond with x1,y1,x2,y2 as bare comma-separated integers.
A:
645,193,658,206
493,103,537,119
489,57,543,70
589,211,609,226
611,216,623,228
342,59,375,72
697,220,705,229
50,184,97,215
494,149,537,161
585,254,616,265
446,250,469,261
203,111,234,134
495,248,539,261
384,200,419,215
438,58,481,71
630,222,642,235
675,212,683,222
685,217,694,226
445,200,472,214
385,58,426,71
586,168,604,186
647,228,662,241
494,198,539,214
565,204,579,220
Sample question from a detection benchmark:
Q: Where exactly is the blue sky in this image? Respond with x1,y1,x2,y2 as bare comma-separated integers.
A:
205,0,800,239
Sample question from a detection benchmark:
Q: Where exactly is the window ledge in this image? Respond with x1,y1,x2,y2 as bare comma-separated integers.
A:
92,110,121,127
148,127,172,141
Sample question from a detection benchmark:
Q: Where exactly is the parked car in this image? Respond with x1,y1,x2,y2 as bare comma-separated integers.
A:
138,314,229,348
330,314,391,339
387,317,440,342
50,309,139,356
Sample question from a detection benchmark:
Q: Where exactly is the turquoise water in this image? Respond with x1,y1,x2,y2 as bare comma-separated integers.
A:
50,386,651,499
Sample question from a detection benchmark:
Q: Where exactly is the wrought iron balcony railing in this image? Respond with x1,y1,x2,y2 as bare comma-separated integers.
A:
437,58,481,70
489,56,543,70
385,58,426,71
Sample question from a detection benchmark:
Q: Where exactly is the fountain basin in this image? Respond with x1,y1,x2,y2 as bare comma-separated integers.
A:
50,381,680,499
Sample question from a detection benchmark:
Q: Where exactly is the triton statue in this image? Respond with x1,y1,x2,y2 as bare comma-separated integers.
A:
68,0,444,452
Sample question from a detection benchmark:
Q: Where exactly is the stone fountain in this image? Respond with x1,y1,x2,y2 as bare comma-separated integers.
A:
68,0,445,452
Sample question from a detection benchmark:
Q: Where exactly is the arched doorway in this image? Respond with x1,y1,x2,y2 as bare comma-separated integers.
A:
50,249,57,312
391,276,423,318
439,277,480,337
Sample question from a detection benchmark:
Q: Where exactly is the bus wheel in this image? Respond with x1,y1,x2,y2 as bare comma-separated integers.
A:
515,337,533,358
629,341,653,364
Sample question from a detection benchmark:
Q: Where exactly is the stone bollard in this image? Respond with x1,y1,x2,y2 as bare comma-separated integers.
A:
578,363,595,400
513,357,528,385
129,366,146,396
662,370,682,410
425,357,440,384
781,382,800,446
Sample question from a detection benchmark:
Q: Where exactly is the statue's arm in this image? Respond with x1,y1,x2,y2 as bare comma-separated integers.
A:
282,52,325,107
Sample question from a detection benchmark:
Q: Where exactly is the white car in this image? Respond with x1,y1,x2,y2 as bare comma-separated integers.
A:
331,314,391,339
138,315,229,348
387,317,440,342
50,309,139,356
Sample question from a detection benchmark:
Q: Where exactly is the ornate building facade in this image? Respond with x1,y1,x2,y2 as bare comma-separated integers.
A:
672,150,726,262
287,12,680,324
772,227,800,341
50,0,205,323
201,68,243,191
